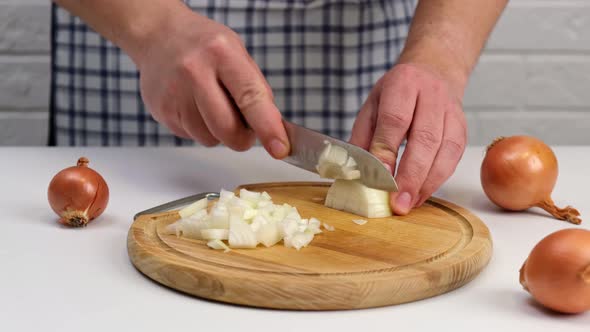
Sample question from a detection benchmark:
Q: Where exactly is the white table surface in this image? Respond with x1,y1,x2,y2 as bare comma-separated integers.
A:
1,146,589,331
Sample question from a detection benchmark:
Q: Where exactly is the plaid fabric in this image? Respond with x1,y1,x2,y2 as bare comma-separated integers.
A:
50,0,415,146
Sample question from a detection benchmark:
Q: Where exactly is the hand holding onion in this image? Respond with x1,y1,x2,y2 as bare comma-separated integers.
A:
480,136,581,224
47,157,109,227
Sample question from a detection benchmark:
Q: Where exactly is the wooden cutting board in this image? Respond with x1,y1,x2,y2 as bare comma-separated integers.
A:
127,182,492,310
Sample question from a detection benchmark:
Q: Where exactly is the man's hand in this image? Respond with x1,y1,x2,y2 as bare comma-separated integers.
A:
54,0,290,158
350,0,507,215
350,63,466,215
137,10,289,158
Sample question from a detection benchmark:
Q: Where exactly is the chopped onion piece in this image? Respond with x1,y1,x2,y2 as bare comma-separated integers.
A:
352,219,368,225
178,197,208,218
229,212,258,248
240,188,261,204
284,232,314,251
323,223,335,231
261,191,272,201
186,209,208,222
219,189,235,204
163,222,179,235
280,217,299,238
209,205,229,229
257,200,272,209
228,196,256,209
315,142,361,180
308,217,323,234
201,229,229,240
256,218,282,247
243,208,258,221
207,239,231,252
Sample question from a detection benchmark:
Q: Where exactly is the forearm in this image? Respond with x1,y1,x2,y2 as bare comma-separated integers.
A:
398,0,508,95
53,0,190,64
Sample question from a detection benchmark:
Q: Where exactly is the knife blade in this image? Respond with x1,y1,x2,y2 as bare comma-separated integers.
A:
282,121,398,192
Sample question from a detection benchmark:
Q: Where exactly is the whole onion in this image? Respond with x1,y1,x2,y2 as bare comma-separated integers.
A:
481,135,581,224
520,229,590,314
47,157,109,227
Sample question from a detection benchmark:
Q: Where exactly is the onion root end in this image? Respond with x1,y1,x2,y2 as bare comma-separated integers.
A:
519,260,529,291
61,210,90,227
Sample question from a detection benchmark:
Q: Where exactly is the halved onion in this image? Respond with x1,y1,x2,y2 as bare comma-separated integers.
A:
325,180,392,218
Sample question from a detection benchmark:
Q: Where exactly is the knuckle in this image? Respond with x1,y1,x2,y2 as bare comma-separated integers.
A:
369,141,398,166
178,54,201,80
235,84,268,111
379,110,412,130
430,79,444,94
208,116,253,150
204,33,236,59
441,137,465,160
411,129,441,150
397,170,423,195
394,63,417,79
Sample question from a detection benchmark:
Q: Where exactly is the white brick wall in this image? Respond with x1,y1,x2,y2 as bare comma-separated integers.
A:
0,0,50,146
464,0,590,145
1,0,590,145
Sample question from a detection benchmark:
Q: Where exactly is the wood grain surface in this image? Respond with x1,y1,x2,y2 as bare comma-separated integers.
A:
127,182,493,310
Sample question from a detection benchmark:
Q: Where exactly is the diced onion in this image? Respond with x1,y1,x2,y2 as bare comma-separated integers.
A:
352,219,368,225
323,223,335,231
316,142,361,180
207,239,231,252
169,188,326,251
201,229,229,240
178,197,208,218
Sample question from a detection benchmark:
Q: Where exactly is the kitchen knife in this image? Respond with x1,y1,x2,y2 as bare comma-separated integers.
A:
282,121,398,192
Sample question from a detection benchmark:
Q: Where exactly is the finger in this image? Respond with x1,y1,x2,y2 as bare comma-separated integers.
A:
349,85,380,150
217,52,289,159
391,86,445,215
191,73,256,151
416,108,466,206
179,99,220,147
369,77,417,172
149,104,192,140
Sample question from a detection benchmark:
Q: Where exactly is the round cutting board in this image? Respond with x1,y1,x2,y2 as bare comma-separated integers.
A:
127,182,492,310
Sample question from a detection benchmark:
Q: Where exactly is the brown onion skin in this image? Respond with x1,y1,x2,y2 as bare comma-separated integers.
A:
47,157,109,227
481,135,558,210
520,229,590,314
480,136,581,224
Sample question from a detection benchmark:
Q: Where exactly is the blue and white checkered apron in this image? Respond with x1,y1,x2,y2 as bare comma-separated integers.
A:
50,0,415,146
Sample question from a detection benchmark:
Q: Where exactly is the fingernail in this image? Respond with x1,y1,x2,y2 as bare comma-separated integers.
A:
269,139,288,158
395,192,412,214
